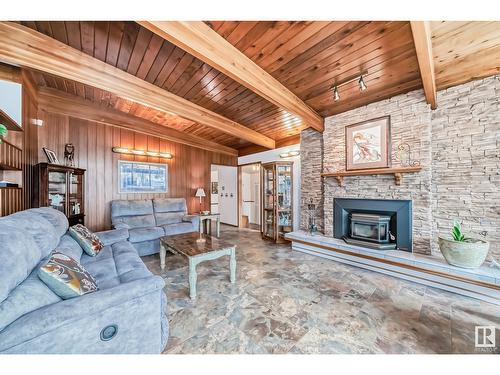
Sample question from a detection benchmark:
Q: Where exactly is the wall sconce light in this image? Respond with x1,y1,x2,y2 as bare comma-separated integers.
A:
279,150,300,158
112,147,173,159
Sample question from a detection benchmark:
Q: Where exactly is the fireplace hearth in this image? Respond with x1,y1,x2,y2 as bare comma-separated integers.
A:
334,198,412,252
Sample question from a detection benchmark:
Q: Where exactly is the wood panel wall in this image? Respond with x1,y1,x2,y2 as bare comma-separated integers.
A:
37,112,237,231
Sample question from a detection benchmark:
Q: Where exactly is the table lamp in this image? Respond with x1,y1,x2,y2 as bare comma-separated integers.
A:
195,187,206,214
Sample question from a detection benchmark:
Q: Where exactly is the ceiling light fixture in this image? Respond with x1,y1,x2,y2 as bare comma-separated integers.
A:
112,147,173,159
330,71,368,102
358,75,367,92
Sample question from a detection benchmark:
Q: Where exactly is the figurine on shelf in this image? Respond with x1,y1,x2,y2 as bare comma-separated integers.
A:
396,142,420,167
64,143,75,167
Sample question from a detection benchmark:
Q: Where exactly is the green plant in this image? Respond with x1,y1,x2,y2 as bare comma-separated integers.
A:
0,124,7,144
452,221,467,242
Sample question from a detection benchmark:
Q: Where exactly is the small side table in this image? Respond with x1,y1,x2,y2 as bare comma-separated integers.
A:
198,213,221,238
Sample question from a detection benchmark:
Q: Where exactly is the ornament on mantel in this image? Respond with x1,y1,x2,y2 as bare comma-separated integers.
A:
395,142,420,167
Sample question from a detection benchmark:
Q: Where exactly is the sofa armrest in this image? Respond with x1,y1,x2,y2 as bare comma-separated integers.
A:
0,276,165,352
183,214,200,228
113,222,131,230
95,228,129,246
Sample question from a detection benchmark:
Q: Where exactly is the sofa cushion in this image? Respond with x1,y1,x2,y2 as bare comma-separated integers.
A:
95,228,129,246
57,234,84,262
38,252,99,300
153,198,186,213
0,209,62,259
0,265,60,332
29,207,69,238
111,199,154,217
155,211,185,226
128,227,165,243
82,241,153,290
162,222,195,236
0,227,46,304
113,214,156,229
68,224,104,256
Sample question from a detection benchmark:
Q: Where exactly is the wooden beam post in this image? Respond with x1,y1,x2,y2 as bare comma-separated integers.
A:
0,22,275,149
138,21,324,132
37,87,238,156
410,21,437,109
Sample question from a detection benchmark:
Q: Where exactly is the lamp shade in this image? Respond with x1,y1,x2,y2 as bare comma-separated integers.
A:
195,188,206,198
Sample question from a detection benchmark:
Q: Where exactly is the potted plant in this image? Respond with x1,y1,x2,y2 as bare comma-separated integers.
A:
0,124,7,143
438,221,489,269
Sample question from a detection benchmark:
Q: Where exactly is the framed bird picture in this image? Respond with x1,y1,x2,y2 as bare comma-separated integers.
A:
345,116,391,171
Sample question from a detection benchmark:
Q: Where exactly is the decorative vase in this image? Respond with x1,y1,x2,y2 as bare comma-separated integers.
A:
438,236,490,269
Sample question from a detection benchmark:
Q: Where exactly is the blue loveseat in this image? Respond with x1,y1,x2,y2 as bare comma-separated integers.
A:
0,207,168,354
111,198,200,256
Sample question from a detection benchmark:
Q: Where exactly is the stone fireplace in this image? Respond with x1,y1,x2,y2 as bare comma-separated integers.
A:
334,198,412,252
300,75,500,258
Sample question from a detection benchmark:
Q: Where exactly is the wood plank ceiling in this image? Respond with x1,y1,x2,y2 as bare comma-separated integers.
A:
207,21,422,117
430,21,500,90
18,21,423,152
14,21,498,153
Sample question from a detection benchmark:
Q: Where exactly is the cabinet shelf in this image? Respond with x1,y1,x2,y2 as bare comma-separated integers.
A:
34,163,86,226
321,166,422,186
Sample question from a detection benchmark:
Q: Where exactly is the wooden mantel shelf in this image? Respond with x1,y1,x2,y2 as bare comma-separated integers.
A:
321,166,422,186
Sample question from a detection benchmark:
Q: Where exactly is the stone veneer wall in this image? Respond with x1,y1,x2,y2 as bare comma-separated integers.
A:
300,128,324,232
323,90,433,255
431,75,500,256
301,74,499,258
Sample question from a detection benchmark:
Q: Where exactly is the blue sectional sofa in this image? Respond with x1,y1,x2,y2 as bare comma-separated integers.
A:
111,198,199,256
0,207,168,354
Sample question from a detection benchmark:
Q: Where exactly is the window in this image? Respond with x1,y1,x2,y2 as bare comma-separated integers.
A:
118,160,168,193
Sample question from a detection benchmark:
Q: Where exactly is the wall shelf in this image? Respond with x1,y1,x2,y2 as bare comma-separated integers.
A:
321,166,422,186
0,108,23,132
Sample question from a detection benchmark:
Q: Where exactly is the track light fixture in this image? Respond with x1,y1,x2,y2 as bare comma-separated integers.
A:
331,71,368,102
358,75,367,92
332,86,340,101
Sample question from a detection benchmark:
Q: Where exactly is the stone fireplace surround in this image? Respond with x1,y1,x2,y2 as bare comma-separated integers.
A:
300,75,500,259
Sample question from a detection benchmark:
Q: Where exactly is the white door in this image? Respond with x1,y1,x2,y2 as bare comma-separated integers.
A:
215,165,238,226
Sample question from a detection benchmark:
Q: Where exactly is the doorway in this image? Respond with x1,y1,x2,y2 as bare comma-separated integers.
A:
239,163,261,231
210,164,238,226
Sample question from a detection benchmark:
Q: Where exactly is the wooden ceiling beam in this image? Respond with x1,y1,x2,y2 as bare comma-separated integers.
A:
138,21,324,132
410,21,437,109
0,22,274,149
37,87,238,157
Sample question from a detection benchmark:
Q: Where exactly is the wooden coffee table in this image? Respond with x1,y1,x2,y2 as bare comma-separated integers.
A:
159,232,236,299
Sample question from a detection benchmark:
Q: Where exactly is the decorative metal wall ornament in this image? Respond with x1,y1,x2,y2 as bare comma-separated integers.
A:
395,142,421,167
307,198,318,235
64,143,75,167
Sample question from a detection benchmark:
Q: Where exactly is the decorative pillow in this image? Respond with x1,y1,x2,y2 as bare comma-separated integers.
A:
38,252,99,299
68,224,104,256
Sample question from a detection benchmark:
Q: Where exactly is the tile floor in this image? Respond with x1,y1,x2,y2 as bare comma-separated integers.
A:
142,226,500,354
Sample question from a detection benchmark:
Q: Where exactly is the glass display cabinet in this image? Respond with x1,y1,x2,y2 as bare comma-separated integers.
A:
261,161,293,243
33,163,86,226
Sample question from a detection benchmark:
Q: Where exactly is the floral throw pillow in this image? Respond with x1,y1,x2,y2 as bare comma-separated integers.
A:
69,224,104,256
38,252,99,299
